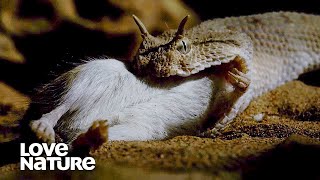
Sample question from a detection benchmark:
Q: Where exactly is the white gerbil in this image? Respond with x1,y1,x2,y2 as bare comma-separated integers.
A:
30,58,238,143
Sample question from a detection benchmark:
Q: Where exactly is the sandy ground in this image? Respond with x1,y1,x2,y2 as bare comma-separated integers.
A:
0,79,319,179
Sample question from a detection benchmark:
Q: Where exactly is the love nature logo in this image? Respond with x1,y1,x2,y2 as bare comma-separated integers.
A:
20,143,95,170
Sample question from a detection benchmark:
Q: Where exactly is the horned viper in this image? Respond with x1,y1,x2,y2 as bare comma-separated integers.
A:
29,12,320,143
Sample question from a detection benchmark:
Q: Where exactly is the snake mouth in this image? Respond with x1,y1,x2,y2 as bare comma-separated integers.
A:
233,56,248,73
213,56,249,75
174,55,249,78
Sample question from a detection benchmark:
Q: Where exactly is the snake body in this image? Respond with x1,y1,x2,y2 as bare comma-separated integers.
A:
133,12,320,134
205,12,320,97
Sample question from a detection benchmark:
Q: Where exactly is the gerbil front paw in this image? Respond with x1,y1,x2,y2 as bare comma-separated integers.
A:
227,68,250,92
30,120,55,143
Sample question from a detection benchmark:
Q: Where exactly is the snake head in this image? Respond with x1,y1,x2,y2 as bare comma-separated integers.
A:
132,15,252,77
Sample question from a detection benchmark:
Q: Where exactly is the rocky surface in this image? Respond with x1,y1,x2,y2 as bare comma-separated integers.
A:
0,82,29,143
0,0,199,62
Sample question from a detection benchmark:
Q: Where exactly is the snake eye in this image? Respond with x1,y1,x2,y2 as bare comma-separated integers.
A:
176,39,191,54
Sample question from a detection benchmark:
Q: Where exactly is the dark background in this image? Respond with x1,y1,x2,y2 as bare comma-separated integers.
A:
185,0,320,20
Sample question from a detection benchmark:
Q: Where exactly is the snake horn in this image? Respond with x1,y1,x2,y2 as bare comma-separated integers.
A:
175,15,190,38
132,15,149,37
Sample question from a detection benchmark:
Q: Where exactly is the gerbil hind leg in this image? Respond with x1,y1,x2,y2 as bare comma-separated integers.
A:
70,120,108,156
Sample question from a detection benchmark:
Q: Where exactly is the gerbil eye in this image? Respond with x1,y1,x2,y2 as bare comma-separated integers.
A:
176,39,191,54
